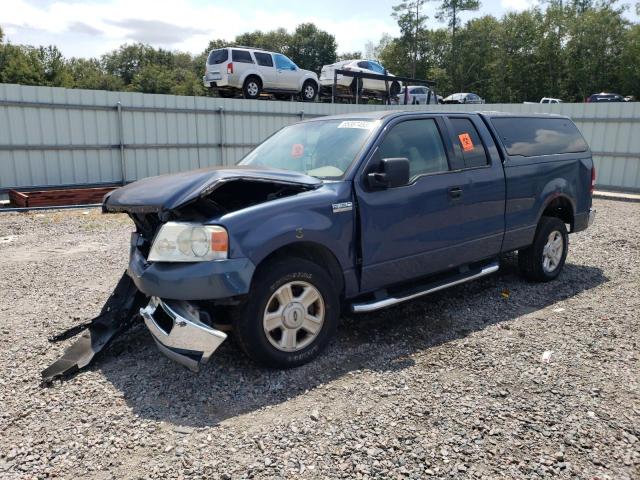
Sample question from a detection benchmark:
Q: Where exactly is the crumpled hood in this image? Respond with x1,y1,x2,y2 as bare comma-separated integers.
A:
103,166,322,213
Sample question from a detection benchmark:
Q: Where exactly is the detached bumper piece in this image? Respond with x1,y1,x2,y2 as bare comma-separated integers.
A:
42,272,145,382
140,297,227,372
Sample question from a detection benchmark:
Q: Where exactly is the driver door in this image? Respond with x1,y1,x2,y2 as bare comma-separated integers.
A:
355,117,472,292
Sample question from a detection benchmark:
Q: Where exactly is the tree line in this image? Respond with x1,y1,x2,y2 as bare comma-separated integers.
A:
0,0,638,102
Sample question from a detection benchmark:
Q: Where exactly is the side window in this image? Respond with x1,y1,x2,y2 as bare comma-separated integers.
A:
449,118,489,168
254,52,274,67
375,119,449,180
232,50,253,63
369,62,385,74
357,61,370,69
274,54,297,70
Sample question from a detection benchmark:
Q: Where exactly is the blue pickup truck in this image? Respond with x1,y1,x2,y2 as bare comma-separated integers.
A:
103,110,596,372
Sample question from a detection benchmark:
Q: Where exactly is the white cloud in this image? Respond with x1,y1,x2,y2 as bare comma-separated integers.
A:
500,0,539,11
2,0,398,57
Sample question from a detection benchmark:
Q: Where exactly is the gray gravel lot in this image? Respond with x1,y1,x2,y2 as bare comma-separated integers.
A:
0,198,638,479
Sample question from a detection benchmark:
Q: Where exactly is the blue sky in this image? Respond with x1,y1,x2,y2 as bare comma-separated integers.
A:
2,0,638,58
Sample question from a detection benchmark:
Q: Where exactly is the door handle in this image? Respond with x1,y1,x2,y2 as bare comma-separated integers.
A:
448,187,463,199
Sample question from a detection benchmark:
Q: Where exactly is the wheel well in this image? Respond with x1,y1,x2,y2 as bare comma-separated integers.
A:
542,196,574,230
244,75,262,88
256,242,345,296
302,79,317,89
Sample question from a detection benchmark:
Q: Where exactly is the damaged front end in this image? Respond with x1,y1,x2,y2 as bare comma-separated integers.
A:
43,167,320,379
140,297,227,372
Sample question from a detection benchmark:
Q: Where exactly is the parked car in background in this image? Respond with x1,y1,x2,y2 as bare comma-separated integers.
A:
319,59,401,96
443,93,485,104
524,97,563,104
586,92,625,102
397,86,439,105
203,47,319,102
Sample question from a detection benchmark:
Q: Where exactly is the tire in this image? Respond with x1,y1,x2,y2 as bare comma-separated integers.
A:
518,216,569,282
300,81,318,102
242,76,261,99
389,81,401,97
232,258,339,368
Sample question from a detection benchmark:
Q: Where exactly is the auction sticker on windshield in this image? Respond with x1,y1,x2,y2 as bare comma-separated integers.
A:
338,121,376,130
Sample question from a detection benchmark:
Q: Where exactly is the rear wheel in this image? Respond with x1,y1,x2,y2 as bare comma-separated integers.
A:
518,216,569,282
300,81,317,102
389,81,401,97
243,76,261,99
232,258,339,367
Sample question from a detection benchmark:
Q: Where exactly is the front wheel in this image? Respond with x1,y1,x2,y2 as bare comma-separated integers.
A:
232,258,339,367
300,81,317,102
518,216,569,282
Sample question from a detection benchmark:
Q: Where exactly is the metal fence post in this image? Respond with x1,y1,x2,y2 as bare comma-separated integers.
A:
116,102,126,185
218,106,225,166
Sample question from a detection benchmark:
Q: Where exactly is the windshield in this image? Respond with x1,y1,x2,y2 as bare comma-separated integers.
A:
239,119,379,179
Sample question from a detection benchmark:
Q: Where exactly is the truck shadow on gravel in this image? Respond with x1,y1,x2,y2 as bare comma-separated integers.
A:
98,255,607,428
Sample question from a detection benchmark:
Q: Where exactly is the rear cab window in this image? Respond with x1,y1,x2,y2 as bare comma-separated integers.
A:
232,50,254,63
448,118,489,168
254,52,274,67
490,117,588,157
207,49,228,65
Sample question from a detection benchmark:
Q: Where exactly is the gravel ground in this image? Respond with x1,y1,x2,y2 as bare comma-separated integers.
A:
0,198,638,479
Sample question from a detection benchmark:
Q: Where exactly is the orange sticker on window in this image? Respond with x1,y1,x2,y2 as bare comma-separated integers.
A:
458,133,474,152
291,143,304,158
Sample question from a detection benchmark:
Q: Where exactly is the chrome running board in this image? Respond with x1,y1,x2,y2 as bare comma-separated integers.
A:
351,261,500,313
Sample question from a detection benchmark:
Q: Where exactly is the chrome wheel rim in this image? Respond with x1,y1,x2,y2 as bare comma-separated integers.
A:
263,281,325,352
247,82,259,96
542,230,564,273
304,85,315,98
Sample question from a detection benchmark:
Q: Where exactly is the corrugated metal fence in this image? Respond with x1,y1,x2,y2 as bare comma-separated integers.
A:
1,83,639,194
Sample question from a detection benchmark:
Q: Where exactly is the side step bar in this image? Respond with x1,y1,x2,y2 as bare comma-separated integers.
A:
351,261,500,313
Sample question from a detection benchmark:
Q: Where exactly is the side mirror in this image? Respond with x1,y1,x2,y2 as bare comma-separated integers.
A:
290,65,297,71
367,157,410,189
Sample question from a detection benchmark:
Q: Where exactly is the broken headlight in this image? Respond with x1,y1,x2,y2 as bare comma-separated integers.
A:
148,222,228,262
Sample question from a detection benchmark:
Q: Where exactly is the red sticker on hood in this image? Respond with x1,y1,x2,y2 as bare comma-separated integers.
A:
291,143,304,158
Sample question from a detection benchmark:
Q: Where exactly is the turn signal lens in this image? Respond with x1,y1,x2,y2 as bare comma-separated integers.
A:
211,229,228,253
590,166,596,194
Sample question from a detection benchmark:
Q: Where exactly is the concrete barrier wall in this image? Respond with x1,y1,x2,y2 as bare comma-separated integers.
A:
1,83,639,193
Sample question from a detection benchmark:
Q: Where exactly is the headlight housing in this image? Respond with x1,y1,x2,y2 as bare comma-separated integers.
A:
148,222,228,262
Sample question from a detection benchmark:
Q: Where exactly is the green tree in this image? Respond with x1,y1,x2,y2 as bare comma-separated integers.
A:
67,58,124,90
235,28,289,53
563,3,628,100
392,0,428,77
0,25,4,43
336,51,362,61
287,23,337,72
432,0,481,89
0,45,45,85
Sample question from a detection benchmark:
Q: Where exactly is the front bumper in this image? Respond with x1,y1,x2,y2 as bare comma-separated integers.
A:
127,237,255,301
140,297,227,371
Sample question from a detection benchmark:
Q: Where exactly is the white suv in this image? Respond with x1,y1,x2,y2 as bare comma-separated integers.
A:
203,47,319,102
